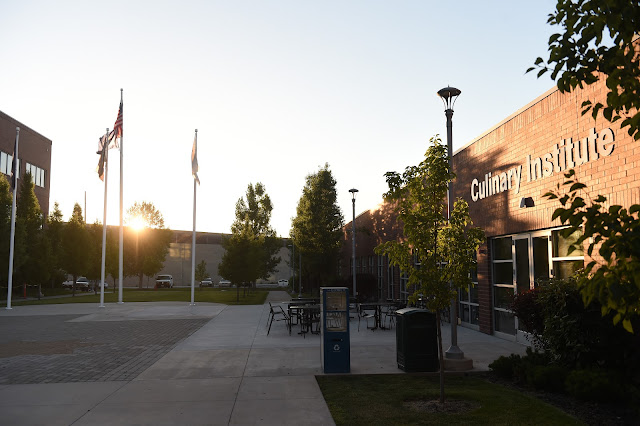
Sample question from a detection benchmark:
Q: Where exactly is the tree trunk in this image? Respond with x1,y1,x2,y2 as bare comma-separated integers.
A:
437,309,445,404
138,272,143,289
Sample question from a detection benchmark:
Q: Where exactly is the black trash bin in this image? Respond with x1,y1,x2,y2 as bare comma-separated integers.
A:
395,307,439,372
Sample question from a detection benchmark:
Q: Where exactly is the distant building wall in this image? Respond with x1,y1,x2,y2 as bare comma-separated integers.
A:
0,110,52,218
120,230,291,287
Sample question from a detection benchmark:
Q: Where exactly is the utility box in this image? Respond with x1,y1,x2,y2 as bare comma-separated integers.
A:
395,308,439,372
320,287,350,374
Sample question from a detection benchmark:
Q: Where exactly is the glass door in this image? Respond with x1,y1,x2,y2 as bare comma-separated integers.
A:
514,233,551,342
493,232,552,342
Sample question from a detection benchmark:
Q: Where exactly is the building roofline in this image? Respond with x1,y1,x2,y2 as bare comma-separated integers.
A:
0,110,53,146
453,84,558,156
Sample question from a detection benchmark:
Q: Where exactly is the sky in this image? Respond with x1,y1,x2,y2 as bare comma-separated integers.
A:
1,0,558,237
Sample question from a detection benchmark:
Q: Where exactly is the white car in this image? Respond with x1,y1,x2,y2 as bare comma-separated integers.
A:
218,279,231,287
75,277,90,291
155,275,174,288
200,277,213,287
278,279,289,287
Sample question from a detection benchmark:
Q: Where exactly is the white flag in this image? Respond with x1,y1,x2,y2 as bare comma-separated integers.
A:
191,132,200,185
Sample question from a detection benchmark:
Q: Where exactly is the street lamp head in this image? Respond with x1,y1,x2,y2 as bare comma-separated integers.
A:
349,188,359,200
437,86,461,111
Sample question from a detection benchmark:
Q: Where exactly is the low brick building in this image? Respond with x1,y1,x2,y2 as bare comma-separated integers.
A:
341,58,639,341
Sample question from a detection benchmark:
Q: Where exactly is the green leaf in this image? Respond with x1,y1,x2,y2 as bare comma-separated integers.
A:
569,182,587,192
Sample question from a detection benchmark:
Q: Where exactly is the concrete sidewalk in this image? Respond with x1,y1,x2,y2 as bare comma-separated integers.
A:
0,292,527,425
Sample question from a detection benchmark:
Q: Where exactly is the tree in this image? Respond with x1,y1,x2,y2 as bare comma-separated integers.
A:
218,183,280,296
86,222,103,286
125,202,172,288
231,182,281,283
545,170,640,333
375,136,484,403
0,175,13,285
290,164,344,294
195,260,208,283
219,231,262,301
15,172,45,286
528,1,640,140
61,203,90,295
45,202,66,288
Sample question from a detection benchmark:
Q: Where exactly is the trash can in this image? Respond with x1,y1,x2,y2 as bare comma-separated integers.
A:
395,308,439,372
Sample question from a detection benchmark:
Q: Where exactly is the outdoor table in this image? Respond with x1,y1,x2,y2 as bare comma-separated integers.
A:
359,302,397,330
288,304,320,336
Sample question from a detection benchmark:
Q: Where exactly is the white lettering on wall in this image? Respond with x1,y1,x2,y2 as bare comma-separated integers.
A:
469,128,615,202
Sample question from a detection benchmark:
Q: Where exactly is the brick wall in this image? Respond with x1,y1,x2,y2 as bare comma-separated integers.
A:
341,61,639,334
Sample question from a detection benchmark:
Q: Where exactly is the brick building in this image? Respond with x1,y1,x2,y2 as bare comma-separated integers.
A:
0,111,52,218
341,66,639,341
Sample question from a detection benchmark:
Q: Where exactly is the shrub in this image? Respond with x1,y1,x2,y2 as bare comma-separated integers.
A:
488,354,522,380
565,369,624,402
510,288,544,344
529,364,567,393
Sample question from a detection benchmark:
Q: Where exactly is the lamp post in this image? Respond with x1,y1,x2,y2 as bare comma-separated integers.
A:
299,252,302,297
437,86,464,360
349,188,359,298
288,243,294,294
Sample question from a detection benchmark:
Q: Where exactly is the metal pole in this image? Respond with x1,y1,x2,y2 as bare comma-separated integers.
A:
118,88,124,304
444,107,463,359
99,128,109,308
352,196,356,297
190,131,197,306
6,127,19,310
298,252,302,297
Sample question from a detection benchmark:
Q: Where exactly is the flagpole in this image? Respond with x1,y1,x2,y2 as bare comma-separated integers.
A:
6,127,19,310
190,129,197,306
99,128,109,308
118,89,124,304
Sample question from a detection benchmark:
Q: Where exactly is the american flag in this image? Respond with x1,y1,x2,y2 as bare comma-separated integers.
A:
113,100,123,139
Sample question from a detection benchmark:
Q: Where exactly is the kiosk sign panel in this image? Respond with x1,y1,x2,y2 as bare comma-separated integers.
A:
321,287,350,373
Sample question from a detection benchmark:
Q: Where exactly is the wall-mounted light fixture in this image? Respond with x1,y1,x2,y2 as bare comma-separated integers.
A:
519,197,535,208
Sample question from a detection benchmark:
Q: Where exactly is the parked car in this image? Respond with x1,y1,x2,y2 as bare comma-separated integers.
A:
155,274,174,288
62,279,74,289
277,279,288,287
75,277,90,291
200,277,213,287
93,280,109,291
218,279,231,287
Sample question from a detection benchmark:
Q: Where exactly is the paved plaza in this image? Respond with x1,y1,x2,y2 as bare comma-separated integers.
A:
0,292,527,425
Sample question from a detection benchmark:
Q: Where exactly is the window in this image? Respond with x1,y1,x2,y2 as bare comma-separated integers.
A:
26,163,46,188
491,229,584,339
0,151,19,180
400,271,409,302
388,264,395,300
552,229,584,279
459,251,480,326
492,236,515,334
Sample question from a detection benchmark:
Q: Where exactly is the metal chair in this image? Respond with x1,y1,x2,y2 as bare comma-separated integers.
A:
358,304,376,331
267,302,291,335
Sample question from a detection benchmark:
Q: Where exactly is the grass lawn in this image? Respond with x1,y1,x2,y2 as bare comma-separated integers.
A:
10,287,269,306
316,374,581,425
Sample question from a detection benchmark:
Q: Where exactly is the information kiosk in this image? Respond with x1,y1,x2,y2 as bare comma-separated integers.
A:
320,287,350,373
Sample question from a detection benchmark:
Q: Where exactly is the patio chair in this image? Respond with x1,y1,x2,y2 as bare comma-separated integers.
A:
358,304,376,331
382,304,397,329
267,302,291,336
